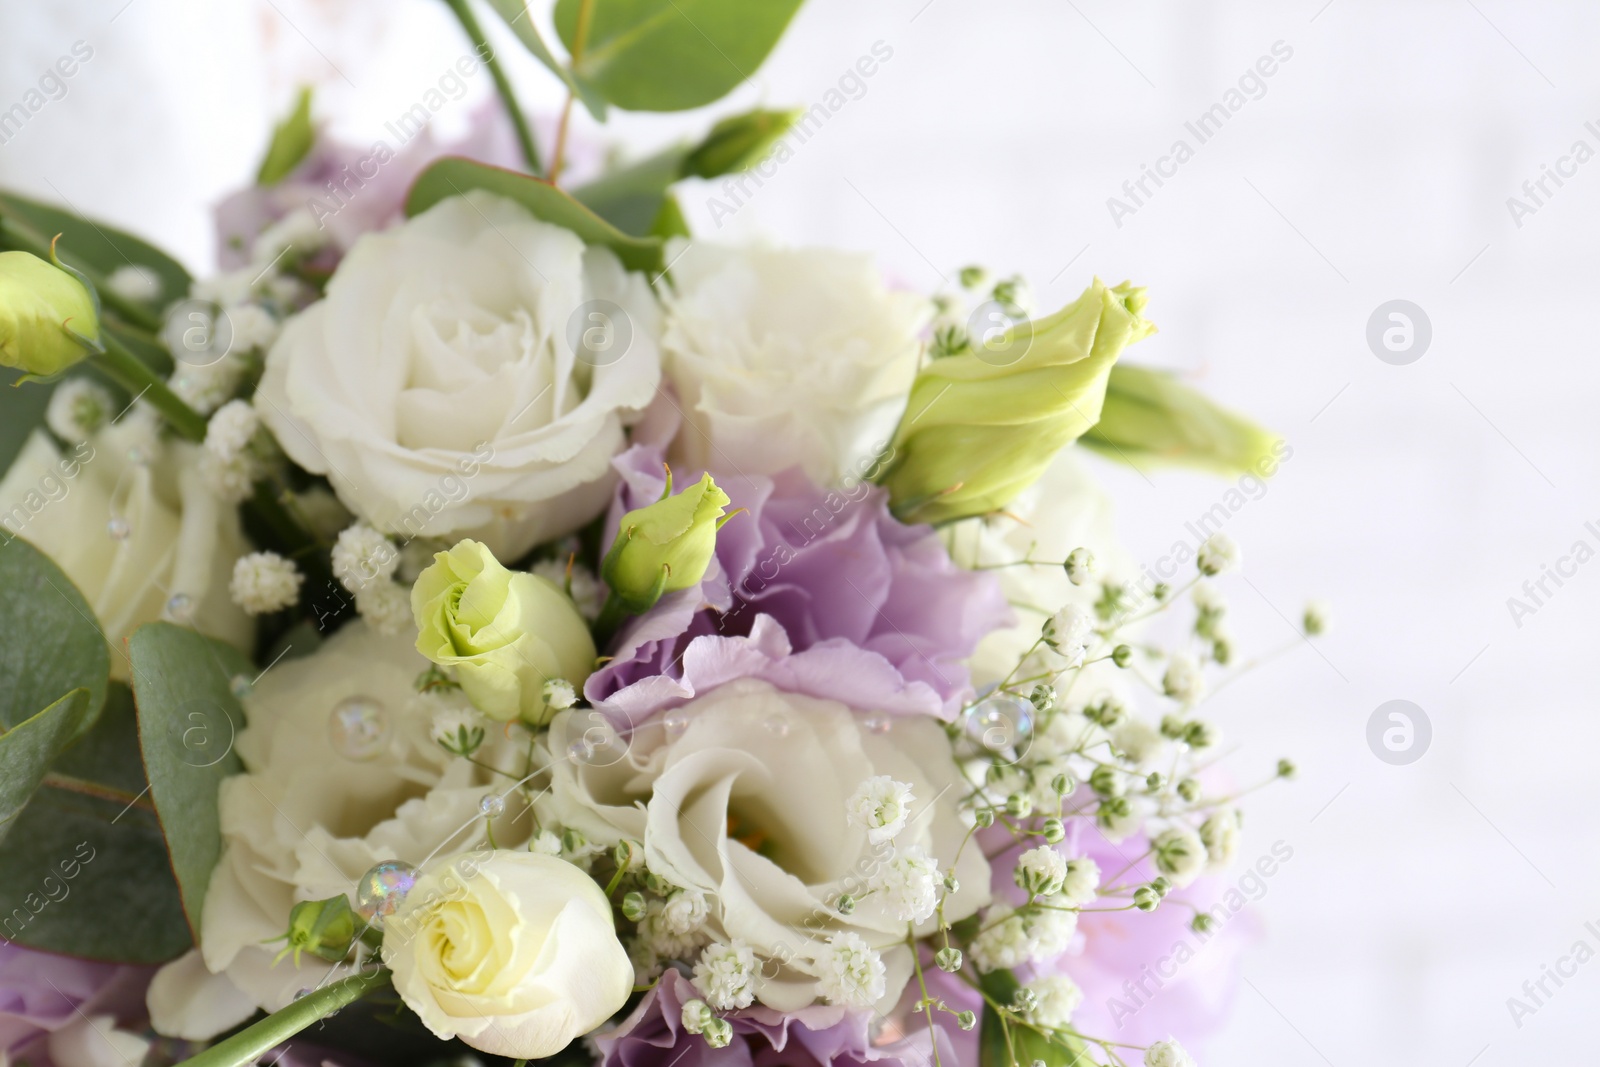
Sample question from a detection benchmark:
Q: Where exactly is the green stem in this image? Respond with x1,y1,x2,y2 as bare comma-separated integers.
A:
93,333,206,441
592,593,629,647
175,970,390,1067
442,0,542,175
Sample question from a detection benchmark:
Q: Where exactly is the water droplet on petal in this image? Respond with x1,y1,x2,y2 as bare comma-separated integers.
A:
663,710,689,739
864,714,892,735
164,594,194,622
764,713,789,738
328,696,390,761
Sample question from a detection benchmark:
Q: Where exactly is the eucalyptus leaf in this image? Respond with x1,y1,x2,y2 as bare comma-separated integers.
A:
1082,364,1284,477
257,86,316,185
405,157,664,272
553,0,804,112
0,690,94,841
0,537,110,735
0,684,191,963
130,623,253,939
0,368,54,475
482,0,607,119
0,188,191,313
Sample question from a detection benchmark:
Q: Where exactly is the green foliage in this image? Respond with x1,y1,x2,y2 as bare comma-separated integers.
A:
482,0,607,119
405,157,664,272
130,623,254,939
0,538,109,735
257,86,316,185
554,0,804,112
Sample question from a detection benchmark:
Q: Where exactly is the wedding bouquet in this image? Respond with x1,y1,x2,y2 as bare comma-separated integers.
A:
0,5,1319,1067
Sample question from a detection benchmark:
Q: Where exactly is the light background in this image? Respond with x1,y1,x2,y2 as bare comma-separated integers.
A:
3,2,1596,1063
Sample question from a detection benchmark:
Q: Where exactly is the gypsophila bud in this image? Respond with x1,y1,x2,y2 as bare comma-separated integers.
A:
1176,777,1200,803
680,998,714,1035
959,265,988,289
1006,793,1034,818
1152,828,1206,888
45,379,112,444
1183,720,1216,749
1277,757,1297,779
1196,532,1241,576
1085,695,1126,728
1191,913,1215,934
935,946,963,972
562,828,588,854
1145,1038,1196,1067
1162,653,1205,704
1112,644,1133,668
1133,886,1161,912
621,891,647,922
1013,846,1068,897
1064,547,1096,586
1012,988,1039,1014
1041,818,1066,844
956,1011,977,1032
1094,581,1127,621
1041,603,1094,666
702,1018,733,1049
1061,858,1100,906
1145,771,1166,792
1029,683,1056,713
613,839,643,871
1303,600,1329,636
943,871,960,894
429,706,484,758
1089,766,1121,797
973,808,996,829
1051,772,1074,796
835,894,857,915
1150,876,1171,897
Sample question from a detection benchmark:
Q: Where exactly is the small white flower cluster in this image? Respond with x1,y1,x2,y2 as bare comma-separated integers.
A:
201,400,267,503
45,379,114,444
846,775,915,844
814,931,886,1008
1146,1037,1197,1067
969,900,1078,973
331,523,410,634
692,940,759,1011
1042,602,1094,667
228,551,302,615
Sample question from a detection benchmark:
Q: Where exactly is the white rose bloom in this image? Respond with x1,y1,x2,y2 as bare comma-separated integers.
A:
539,679,990,1011
0,426,250,679
945,449,1132,687
659,241,927,486
147,623,527,1039
383,851,632,1059
257,190,661,560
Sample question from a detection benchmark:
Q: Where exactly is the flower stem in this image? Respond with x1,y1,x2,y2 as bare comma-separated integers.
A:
92,333,206,441
441,0,542,175
173,970,390,1067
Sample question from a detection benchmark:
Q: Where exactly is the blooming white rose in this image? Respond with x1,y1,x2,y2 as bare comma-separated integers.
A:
148,622,529,1040
383,850,632,1058
256,190,661,560
539,678,990,1012
659,240,927,486
0,424,250,678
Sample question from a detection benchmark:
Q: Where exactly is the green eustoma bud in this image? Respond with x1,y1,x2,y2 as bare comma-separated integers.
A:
0,249,99,377
683,108,802,178
269,894,357,966
1082,363,1282,476
881,278,1155,525
601,470,734,616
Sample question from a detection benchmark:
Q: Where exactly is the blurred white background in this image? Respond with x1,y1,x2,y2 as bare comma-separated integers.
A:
4,1,1596,1063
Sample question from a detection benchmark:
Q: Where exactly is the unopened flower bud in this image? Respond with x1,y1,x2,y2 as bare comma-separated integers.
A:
0,250,99,376
1133,886,1161,912
273,895,356,966
1277,757,1297,779
702,1017,733,1048
1064,547,1096,586
1040,817,1066,844
973,808,996,829
681,998,715,1035
1303,600,1329,636
1005,793,1034,818
601,471,732,614
621,891,647,922
956,1011,977,1032
1051,772,1074,796
1029,683,1056,713
1112,644,1133,668
1089,766,1121,797
1176,778,1200,803
935,946,963,972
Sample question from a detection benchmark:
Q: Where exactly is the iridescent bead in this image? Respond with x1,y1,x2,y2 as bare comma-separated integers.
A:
479,793,506,817
328,696,391,761
864,713,892,735
354,860,417,929
963,694,1034,752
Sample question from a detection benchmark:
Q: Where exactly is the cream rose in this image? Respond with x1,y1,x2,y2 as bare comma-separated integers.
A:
539,679,990,1011
383,851,632,1058
659,241,927,486
256,190,661,560
0,420,250,678
148,622,530,1040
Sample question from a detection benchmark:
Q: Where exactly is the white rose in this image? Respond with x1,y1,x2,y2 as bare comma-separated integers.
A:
540,678,990,1012
383,851,632,1058
256,190,661,560
148,622,529,1040
660,240,927,486
0,423,250,678
946,448,1131,687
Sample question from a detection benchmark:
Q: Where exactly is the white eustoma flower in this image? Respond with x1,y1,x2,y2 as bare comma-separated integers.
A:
539,679,990,1012
0,426,251,679
383,851,632,1059
257,190,661,560
659,240,927,486
146,623,526,1039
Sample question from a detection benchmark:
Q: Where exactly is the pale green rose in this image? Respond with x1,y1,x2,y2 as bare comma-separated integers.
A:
881,278,1155,526
411,539,595,723
601,471,731,613
0,250,99,376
